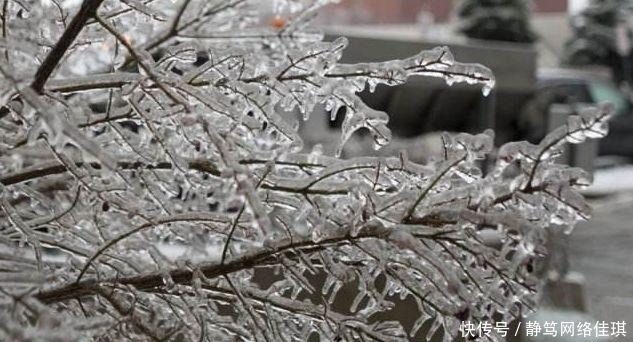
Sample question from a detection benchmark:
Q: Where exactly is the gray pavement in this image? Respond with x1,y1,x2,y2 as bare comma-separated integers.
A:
569,194,633,327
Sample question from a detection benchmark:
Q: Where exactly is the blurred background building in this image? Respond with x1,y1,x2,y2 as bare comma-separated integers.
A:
319,0,575,67
321,0,567,24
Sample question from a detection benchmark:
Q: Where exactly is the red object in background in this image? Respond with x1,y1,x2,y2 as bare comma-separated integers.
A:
269,16,287,29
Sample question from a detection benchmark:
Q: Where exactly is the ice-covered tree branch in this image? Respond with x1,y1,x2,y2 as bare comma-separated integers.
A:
0,0,611,341
31,0,106,93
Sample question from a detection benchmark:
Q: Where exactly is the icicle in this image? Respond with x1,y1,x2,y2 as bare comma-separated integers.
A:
334,90,392,156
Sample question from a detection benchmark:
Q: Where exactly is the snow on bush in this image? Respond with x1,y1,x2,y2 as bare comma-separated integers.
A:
0,0,610,341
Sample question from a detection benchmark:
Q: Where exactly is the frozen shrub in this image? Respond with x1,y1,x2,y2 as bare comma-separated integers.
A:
0,1,609,341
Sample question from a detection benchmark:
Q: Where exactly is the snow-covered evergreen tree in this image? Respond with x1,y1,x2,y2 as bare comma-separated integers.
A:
563,0,633,84
0,0,609,341
458,0,537,43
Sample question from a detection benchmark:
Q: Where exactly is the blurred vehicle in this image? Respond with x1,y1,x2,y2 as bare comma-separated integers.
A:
519,67,633,160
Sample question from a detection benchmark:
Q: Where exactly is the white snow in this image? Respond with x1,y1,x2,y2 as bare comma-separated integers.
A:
582,165,633,196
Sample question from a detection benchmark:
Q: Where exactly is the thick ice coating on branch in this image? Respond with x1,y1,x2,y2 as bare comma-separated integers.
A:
0,0,608,341
331,45,495,95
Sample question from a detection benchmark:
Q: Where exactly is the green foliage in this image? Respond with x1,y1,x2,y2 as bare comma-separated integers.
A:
563,0,633,83
458,0,536,43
